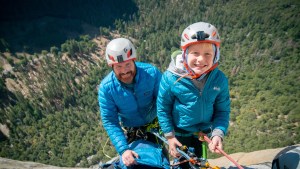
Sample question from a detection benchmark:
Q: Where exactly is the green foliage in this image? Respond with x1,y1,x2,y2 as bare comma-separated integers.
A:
61,35,97,58
6,57,14,66
99,27,111,37
128,0,300,154
50,46,59,56
0,0,299,167
0,50,111,166
0,38,10,52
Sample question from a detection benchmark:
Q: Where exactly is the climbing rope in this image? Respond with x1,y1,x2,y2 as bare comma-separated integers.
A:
101,137,113,159
198,132,244,169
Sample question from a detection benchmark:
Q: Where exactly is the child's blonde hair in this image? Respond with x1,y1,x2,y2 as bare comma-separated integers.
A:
188,43,214,53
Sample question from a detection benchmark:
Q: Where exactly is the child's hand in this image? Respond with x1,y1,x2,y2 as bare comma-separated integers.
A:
208,136,223,154
167,136,182,158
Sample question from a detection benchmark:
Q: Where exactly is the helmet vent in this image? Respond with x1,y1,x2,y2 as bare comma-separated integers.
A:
192,31,209,41
108,55,115,62
127,49,132,58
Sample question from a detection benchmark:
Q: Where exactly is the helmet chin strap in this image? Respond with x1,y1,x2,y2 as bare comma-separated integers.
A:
182,46,218,80
212,44,219,64
194,63,218,80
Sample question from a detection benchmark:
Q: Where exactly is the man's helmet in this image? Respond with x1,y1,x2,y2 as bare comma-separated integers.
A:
181,22,221,50
105,38,136,66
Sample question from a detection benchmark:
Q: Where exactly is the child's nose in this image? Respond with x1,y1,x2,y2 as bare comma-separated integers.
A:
197,55,204,61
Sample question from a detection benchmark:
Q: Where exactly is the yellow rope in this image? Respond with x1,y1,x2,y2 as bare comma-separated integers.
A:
101,137,112,159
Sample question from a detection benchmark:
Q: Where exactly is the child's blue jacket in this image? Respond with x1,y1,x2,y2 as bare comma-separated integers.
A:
157,53,230,135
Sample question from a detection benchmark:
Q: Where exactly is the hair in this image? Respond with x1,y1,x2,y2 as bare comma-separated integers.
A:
187,42,214,53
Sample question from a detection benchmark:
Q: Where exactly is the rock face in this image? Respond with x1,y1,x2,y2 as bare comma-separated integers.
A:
209,147,281,167
0,145,299,169
208,144,300,169
0,157,97,169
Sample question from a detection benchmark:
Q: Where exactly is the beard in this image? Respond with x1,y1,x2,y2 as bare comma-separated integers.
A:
116,70,136,84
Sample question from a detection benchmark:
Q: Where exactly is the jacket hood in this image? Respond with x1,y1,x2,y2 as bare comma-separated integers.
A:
167,50,189,77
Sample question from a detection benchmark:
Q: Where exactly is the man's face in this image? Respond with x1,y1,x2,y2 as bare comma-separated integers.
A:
113,60,136,84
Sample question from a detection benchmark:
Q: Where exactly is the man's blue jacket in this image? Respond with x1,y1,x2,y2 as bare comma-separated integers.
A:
98,62,161,155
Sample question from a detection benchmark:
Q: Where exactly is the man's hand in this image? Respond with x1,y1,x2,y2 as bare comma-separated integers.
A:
167,136,182,158
208,136,223,154
121,150,139,166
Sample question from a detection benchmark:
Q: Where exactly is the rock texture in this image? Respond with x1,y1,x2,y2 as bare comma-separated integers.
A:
208,144,300,169
0,157,96,169
0,145,299,169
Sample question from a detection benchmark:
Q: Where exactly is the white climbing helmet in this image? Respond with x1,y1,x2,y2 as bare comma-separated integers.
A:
105,38,136,66
180,22,221,50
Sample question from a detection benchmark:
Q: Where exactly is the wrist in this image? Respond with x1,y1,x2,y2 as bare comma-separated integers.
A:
164,130,175,139
120,148,129,156
210,129,224,141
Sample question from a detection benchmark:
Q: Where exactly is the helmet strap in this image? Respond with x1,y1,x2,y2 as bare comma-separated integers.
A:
182,48,197,78
212,44,219,64
196,63,218,80
182,47,218,79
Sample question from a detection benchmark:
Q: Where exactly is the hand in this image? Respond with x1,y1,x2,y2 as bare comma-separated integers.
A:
121,150,139,166
208,136,223,154
167,136,182,158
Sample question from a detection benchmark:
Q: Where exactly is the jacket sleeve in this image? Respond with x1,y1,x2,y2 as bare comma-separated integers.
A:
212,76,230,135
157,72,175,134
98,84,129,155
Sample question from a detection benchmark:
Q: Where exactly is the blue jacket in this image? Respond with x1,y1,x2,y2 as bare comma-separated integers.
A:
157,53,230,136
98,62,162,155
117,140,170,169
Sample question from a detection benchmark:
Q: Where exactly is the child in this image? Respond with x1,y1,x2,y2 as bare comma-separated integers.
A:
157,22,230,167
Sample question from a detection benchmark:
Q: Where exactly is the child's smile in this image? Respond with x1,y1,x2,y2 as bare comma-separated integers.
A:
187,43,214,75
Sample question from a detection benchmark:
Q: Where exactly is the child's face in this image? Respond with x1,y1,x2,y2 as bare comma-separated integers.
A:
187,43,214,75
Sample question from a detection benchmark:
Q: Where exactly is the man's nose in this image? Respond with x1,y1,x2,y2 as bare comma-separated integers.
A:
120,67,130,73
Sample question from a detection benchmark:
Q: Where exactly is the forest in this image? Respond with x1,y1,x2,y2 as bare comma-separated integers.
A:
0,0,299,167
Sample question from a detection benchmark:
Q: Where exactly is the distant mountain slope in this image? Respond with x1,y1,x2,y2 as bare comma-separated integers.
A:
0,0,299,168
0,0,138,52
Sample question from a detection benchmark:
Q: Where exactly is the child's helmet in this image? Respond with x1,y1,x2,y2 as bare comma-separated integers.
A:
180,22,221,50
105,38,136,66
180,22,221,79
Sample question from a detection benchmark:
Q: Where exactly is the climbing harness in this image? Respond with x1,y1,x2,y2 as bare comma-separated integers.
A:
122,118,160,144
151,130,220,169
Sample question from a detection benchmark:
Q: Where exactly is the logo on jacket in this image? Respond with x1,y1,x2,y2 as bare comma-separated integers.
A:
144,91,151,96
213,86,220,91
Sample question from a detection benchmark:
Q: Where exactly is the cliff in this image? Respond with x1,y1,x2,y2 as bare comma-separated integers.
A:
1,144,299,169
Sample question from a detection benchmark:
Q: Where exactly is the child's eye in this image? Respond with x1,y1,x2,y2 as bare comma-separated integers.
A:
205,53,212,57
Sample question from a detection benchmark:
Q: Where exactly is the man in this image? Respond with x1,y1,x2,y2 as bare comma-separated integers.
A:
98,38,162,167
